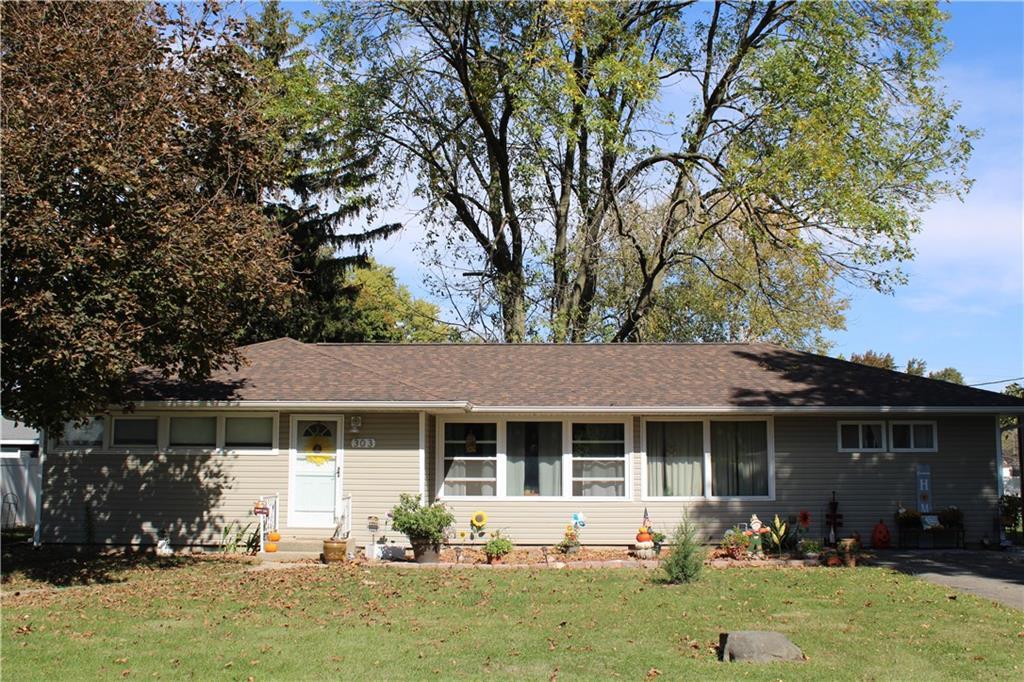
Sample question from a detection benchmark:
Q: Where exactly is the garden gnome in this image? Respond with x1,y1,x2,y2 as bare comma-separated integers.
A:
749,514,765,556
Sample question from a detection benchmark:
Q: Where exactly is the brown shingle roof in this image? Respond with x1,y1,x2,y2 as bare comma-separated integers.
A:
133,338,1024,411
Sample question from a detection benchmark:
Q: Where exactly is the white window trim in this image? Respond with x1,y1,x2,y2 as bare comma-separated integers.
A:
1,446,23,459
110,415,161,451
166,413,219,452
836,420,887,453
889,420,938,453
52,413,280,455
222,413,279,455
640,416,775,502
54,415,108,452
435,414,633,502
441,421,499,496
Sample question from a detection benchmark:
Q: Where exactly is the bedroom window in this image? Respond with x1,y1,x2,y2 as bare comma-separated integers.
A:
646,421,703,497
506,421,562,496
890,421,937,452
837,421,885,452
169,416,217,448
112,417,158,447
710,421,769,497
443,422,497,496
224,417,274,450
571,422,626,497
60,416,105,447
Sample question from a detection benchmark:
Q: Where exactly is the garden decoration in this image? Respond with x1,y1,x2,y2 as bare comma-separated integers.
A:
871,519,891,549
798,510,811,531
766,514,788,556
825,491,843,546
747,515,768,556
634,526,656,560
470,510,488,538
571,512,587,529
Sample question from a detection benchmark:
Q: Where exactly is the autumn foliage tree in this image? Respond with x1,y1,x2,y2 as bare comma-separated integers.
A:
1,2,294,430
324,1,973,342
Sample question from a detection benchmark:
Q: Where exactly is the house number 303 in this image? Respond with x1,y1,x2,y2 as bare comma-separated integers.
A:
350,437,376,449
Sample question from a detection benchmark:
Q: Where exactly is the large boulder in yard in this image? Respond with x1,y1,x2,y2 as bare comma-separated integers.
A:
719,631,804,663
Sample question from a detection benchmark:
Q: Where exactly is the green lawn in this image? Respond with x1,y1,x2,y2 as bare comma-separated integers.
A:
2,551,1021,680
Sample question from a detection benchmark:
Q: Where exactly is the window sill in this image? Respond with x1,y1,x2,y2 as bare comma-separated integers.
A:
438,495,631,502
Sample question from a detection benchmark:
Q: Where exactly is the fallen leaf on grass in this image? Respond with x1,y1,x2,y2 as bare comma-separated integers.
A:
644,668,661,680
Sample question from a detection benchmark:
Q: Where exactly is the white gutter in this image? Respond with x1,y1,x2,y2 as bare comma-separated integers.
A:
124,401,1023,415
467,405,1024,415
133,400,471,412
33,427,45,547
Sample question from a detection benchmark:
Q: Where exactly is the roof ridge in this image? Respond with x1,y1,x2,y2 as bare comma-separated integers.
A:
314,341,767,347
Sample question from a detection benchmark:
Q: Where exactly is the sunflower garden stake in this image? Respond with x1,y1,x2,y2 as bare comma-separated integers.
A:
470,511,488,539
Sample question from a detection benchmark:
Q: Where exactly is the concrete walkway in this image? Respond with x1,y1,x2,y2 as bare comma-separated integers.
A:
873,550,1024,610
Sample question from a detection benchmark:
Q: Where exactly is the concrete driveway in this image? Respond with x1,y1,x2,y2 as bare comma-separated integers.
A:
873,550,1024,610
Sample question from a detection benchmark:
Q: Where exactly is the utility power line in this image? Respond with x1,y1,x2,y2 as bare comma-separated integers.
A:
968,376,1024,387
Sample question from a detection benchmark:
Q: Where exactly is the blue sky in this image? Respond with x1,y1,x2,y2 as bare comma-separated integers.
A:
828,1,1023,388
281,1,1023,388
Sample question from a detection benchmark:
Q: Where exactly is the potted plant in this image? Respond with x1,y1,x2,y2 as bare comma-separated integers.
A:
798,539,822,561
323,521,349,563
838,537,861,567
389,493,454,563
483,531,514,565
651,530,667,555
719,527,751,560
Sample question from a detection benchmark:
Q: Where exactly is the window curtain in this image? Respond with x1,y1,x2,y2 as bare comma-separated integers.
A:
507,422,562,496
711,421,768,496
647,422,703,496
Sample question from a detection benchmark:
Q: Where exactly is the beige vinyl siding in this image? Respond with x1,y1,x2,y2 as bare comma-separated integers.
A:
42,445,289,546
40,409,999,547
435,414,998,546
342,412,421,545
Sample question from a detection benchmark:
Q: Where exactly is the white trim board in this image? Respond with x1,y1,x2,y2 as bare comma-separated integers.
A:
126,401,1024,414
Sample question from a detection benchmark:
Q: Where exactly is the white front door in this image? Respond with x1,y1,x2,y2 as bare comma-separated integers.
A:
290,417,342,528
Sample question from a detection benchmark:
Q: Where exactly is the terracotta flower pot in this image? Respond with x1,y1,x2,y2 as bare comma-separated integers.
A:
487,555,503,565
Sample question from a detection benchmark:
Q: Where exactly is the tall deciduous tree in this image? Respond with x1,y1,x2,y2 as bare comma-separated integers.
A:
242,1,400,343
850,350,898,371
1,1,293,430
329,260,459,342
320,0,973,342
928,367,965,384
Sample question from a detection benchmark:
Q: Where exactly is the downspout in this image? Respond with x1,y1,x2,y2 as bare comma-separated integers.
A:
33,427,45,547
1018,416,1023,503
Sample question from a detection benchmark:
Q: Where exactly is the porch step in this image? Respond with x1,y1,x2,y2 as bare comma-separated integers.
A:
274,539,328,553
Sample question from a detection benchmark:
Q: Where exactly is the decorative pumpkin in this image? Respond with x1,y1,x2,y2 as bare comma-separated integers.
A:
264,542,278,553
268,530,281,542
871,520,890,549
636,531,653,543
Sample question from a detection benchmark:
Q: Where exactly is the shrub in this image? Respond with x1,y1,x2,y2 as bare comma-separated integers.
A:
389,494,455,544
661,518,705,584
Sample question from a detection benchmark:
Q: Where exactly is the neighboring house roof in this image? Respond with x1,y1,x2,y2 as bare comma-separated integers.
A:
131,337,1024,412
